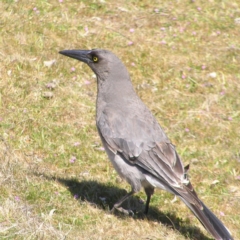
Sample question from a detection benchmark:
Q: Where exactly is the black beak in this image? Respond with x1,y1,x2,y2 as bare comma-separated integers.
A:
59,49,92,63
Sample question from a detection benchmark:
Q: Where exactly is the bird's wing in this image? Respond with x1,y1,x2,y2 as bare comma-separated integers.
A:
97,106,201,205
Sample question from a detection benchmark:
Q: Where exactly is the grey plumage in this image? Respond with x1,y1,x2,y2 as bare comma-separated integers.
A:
59,49,233,240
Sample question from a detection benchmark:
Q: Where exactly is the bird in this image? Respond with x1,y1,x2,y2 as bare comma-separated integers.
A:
59,49,233,240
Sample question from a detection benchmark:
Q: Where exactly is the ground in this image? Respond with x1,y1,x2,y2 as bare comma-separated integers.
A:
0,0,239,239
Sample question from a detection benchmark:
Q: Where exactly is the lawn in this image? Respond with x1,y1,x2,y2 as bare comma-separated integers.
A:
0,0,239,239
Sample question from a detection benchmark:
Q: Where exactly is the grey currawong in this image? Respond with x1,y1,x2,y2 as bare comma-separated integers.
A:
59,49,233,240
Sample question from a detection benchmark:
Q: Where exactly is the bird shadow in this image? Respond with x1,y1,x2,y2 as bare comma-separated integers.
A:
37,173,212,240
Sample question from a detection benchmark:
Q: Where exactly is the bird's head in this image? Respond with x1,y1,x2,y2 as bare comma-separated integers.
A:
59,49,127,81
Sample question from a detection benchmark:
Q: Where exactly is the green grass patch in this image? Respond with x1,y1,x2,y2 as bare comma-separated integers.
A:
0,0,239,239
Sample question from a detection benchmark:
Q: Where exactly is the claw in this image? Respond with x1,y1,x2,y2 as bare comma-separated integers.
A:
111,206,134,216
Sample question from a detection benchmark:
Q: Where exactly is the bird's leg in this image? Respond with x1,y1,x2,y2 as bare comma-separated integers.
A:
144,187,154,214
111,190,135,216
144,194,151,214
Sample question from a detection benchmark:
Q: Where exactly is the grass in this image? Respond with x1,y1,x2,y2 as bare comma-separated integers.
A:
0,0,240,239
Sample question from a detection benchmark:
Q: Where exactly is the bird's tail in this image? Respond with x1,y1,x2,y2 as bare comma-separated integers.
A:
181,197,233,240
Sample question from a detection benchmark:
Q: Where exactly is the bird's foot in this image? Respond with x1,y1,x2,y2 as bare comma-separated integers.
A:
111,206,134,216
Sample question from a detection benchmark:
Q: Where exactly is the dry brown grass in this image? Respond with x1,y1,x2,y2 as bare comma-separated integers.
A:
0,0,239,239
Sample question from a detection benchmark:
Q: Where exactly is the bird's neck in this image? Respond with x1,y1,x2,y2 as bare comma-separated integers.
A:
96,75,138,119
97,74,136,99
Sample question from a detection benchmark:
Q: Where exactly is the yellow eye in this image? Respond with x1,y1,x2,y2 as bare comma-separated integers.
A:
92,56,98,62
